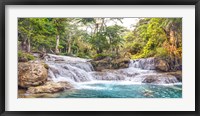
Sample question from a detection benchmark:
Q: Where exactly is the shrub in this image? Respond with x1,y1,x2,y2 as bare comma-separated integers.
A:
18,50,23,58
26,53,35,60
18,50,35,62
93,53,108,60
93,53,114,60
155,47,168,58
129,42,143,54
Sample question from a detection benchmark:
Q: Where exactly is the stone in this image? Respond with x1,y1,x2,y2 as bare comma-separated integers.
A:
18,62,48,88
166,71,182,82
91,57,130,71
155,59,170,72
26,81,73,94
141,73,179,84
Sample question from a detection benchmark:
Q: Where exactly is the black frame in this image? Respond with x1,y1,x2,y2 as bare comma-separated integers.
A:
0,0,199,116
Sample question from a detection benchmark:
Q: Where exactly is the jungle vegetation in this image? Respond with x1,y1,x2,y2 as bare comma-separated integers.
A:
18,18,182,61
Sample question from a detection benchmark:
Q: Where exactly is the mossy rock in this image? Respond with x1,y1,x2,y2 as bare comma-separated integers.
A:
18,51,35,62
91,57,130,71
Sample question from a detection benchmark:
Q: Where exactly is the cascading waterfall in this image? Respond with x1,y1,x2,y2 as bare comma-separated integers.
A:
129,57,156,70
45,54,180,86
128,58,179,84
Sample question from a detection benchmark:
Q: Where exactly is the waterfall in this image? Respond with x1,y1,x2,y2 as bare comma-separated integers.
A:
46,54,94,83
47,62,94,83
129,57,156,70
46,54,180,85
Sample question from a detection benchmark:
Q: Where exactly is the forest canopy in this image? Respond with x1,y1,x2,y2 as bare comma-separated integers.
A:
18,18,182,61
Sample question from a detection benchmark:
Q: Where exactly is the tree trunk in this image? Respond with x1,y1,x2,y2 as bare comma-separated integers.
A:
27,38,31,52
67,33,72,54
116,46,119,56
49,49,54,54
68,43,71,54
55,35,60,54
21,38,27,52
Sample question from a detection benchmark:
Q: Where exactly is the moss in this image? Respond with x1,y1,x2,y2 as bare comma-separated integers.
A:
18,50,23,58
18,50,35,62
26,53,35,60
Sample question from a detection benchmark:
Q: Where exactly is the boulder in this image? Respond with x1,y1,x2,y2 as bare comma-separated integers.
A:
166,71,182,82
155,59,170,72
155,57,182,72
26,81,72,94
18,57,28,62
141,74,179,84
91,57,130,71
18,62,48,88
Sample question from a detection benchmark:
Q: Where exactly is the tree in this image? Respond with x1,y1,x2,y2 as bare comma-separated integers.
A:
124,18,182,60
18,18,51,52
18,18,36,52
52,18,68,54
105,25,125,55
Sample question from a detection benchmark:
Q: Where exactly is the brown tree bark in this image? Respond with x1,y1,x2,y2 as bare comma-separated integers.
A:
55,35,60,54
27,39,31,52
67,32,72,54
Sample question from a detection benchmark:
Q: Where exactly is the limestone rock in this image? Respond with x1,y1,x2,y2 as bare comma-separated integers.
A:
91,57,130,71
155,59,170,72
18,62,48,88
26,81,72,94
142,74,179,84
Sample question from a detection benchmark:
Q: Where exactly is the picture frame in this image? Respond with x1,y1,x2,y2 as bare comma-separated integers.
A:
0,0,199,115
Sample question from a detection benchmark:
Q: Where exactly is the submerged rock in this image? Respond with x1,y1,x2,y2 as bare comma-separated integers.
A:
18,61,48,88
26,81,72,94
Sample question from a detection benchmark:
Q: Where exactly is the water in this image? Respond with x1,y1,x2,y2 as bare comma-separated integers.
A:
41,54,182,98
58,81,182,98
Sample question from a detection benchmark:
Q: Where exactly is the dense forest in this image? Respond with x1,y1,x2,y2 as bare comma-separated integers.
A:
18,18,182,62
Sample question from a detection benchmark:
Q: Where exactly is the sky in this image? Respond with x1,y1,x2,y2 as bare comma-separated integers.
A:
106,18,140,30
80,18,140,33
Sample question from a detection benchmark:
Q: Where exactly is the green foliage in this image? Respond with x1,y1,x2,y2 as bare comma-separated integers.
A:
89,32,110,53
126,18,181,60
127,42,143,54
76,52,90,59
155,47,168,58
18,18,182,61
93,53,110,60
18,50,23,58
93,53,117,61
18,51,35,61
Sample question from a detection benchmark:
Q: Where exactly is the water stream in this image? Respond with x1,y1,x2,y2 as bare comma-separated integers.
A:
43,54,182,98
